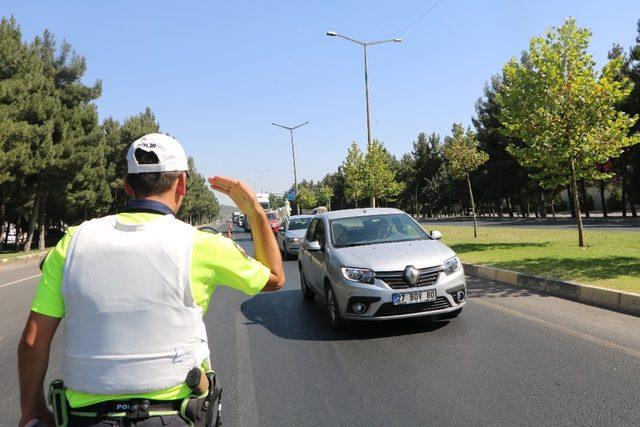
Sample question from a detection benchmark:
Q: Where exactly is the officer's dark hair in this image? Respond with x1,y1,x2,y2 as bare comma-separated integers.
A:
126,148,184,198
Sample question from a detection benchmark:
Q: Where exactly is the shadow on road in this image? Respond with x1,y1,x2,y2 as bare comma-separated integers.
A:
465,276,545,299
241,290,450,341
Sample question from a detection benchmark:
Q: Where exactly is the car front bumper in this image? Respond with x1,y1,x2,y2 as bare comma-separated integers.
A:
284,241,301,254
333,267,467,321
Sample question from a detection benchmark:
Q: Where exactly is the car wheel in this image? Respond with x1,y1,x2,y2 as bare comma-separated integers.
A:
325,284,345,330
299,267,314,301
441,308,462,319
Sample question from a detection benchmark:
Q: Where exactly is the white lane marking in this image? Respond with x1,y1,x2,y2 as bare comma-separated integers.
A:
0,274,42,289
474,298,640,361
235,311,259,427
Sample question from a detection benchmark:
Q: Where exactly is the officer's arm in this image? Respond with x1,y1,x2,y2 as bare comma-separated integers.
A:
18,312,60,426
209,176,285,291
248,209,286,292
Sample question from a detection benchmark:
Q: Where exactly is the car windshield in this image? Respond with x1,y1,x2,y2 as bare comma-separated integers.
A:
266,212,278,220
288,217,311,230
330,214,428,247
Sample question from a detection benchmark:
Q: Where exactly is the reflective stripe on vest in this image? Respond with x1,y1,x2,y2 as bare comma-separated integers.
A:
61,215,210,394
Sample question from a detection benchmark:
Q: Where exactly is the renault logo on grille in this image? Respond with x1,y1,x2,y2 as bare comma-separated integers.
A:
403,265,420,285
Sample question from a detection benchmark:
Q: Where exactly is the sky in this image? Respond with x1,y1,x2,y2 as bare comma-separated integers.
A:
3,0,639,206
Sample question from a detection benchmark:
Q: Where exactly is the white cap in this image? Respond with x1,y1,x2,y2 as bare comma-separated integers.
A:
126,133,189,174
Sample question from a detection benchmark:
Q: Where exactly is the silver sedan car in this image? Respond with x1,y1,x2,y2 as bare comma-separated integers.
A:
276,215,314,260
298,208,466,329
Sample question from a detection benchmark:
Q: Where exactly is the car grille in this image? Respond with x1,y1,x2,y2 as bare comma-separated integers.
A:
375,266,442,289
374,297,451,317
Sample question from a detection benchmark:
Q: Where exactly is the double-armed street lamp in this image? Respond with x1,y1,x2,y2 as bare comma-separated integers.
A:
272,121,309,215
326,31,402,146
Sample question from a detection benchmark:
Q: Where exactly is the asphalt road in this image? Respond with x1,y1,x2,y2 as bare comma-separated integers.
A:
1,228,640,426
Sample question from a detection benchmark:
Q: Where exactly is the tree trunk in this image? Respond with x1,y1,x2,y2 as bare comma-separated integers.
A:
38,196,47,250
551,198,556,218
369,195,376,208
579,179,590,219
569,161,585,247
15,207,22,251
0,198,5,253
4,221,9,247
507,198,514,218
538,188,547,219
621,183,627,217
23,192,41,252
567,187,576,218
624,179,638,217
599,181,607,218
466,173,478,238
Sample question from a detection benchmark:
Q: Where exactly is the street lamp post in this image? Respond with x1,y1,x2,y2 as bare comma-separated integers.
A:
272,121,309,215
326,31,401,146
253,168,269,193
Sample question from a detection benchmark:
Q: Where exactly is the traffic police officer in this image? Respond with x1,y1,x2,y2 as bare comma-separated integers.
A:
17,133,285,426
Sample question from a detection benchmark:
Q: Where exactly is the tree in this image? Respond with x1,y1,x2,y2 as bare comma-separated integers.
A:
316,185,334,209
394,153,417,213
443,124,489,237
296,186,317,210
498,18,640,246
20,30,104,251
362,139,403,207
268,193,285,209
0,17,54,250
412,133,444,216
473,73,530,217
342,142,365,207
178,157,219,224
320,170,346,210
614,20,640,217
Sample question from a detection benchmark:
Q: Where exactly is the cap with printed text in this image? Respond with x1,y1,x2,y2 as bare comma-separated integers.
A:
126,133,189,174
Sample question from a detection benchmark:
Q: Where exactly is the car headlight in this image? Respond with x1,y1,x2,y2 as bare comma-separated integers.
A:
341,267,376,284
443,256,461,275
286,237,299,243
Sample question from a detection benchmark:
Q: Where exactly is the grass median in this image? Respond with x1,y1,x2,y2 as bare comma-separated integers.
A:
1,248,48,262
422,224,640,294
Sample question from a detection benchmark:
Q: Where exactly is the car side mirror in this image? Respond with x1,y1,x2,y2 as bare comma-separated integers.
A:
430,230,442,240
307,240,322,252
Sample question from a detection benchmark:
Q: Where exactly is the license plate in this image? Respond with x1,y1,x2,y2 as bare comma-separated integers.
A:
392,289,437,305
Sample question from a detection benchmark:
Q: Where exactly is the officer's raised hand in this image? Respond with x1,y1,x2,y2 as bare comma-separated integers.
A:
209,175,285,292
208,176,259,215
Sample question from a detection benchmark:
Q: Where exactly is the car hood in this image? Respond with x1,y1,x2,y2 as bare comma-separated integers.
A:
286,229,307,239
333,239,456,271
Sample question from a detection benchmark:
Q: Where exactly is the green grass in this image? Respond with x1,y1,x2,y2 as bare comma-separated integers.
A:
422,224,640,294
0,248,48,262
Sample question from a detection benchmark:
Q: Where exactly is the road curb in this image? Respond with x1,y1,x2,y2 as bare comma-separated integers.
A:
1,250,48,265
463,263,640,317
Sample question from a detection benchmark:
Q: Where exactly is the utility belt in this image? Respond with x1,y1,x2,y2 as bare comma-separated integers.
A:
48,369,222,427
